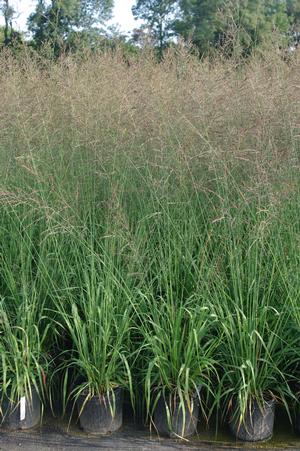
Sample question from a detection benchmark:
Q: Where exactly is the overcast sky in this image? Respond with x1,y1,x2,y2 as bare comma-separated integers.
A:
0,0,141,34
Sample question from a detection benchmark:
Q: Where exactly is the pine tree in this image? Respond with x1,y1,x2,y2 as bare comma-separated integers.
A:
174,0,291,55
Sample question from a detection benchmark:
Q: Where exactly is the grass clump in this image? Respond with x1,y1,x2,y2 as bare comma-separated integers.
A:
0,209,52,416
54,241,134,413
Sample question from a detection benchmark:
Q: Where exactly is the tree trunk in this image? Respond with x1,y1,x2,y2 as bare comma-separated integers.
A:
159,20,163,59
3,0,10,45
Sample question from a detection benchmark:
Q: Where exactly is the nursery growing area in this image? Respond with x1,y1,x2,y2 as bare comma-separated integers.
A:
0,47,299,443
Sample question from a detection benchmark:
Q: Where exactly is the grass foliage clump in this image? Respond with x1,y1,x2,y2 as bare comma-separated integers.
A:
0,45,299,429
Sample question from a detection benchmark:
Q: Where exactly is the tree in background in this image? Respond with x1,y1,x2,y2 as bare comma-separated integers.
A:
1,0,298,57
132,0,178,56
131,24,154,47
28,0,114,55
173,0,292,55
0,0,14,45
287,0,300,46
65,25,137,56
287,0,300,28
173,0,223,54
219,0,290,55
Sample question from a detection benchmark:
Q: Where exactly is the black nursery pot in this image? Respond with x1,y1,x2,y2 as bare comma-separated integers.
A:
77,388,123,435
0,386,41,431
294,407,300,434
229,398,275,442
153,392,200,438
293,385,300,434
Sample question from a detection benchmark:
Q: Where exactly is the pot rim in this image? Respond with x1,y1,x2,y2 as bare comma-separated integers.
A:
78,386,123,400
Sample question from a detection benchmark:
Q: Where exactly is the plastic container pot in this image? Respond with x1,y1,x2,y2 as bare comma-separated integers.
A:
294,407,300,434
293,385,300,434
229,398,275,442
77,388,123,435
153,392,199,438
0,386,41,430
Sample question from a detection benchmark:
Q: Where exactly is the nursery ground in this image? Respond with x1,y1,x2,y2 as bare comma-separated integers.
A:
1,410,300,451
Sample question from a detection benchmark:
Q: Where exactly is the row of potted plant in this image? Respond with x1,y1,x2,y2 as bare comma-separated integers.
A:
0,241,298,442
0,295,298,443
0,184,298,443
